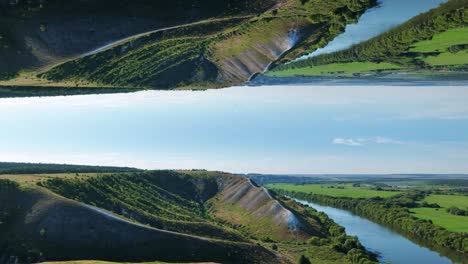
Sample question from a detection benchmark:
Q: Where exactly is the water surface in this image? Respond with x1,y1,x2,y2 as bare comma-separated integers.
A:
297,0,447,60
295,199,456,264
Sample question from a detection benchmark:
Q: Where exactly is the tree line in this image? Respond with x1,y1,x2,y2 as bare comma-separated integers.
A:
273,189,468,254
0,162,139,174
275,0,468,71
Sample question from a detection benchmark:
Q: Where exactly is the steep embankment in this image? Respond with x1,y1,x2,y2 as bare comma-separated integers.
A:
209,174,311,241
1,167,378,264
0,0,276,78
0,0,376,92
0,179,277,264
270,0,468,77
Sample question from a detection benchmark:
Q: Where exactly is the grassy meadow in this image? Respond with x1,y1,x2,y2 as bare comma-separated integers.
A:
423,194,468,209
267,62,401,77
267,183,401,198
271,0,468,77
268,26,468,77
410,207,468,233
409,27,468,53
410,194,468,233
0,172,111,185
410,27,468,67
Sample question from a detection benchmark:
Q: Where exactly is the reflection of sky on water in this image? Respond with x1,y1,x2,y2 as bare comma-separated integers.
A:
297,199,453,264
297,0,447,60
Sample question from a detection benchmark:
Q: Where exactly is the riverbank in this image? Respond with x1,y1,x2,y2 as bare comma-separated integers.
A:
250,73,468,87
271,189,468,263
293,198,456,264
271,0,467,80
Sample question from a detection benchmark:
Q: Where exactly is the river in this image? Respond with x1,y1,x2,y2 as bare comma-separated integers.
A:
296,0,447,60
295,198,460,264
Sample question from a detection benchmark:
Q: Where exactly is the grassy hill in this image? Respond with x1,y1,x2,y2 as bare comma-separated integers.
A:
0,0,276,77
0,180,276,264
0,164,377,264
0,0,376,95
270,0,468,77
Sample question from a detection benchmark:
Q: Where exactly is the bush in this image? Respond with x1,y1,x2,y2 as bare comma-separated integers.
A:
298,254,311,264
307,236,321,245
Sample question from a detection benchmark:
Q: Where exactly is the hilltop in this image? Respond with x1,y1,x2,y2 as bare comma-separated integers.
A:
270,0,468,78
0,163,377,264
0,0,376,96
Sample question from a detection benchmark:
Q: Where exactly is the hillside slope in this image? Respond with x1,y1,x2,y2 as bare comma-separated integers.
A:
0,0,376,92
270,0,468,77
0,181,276,264
0,166,378,264
0,0,276,77
209,175,314,241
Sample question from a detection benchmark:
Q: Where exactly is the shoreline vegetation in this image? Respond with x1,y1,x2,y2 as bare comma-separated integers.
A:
270,188,468,259
0,162,378,264
270,0,468,78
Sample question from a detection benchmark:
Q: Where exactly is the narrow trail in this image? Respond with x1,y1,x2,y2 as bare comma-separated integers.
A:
81,16,254,58
80,203,213,240
32,16,252,74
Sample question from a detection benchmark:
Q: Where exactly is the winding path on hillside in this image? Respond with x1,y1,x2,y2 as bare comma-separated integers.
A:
80,16,254,58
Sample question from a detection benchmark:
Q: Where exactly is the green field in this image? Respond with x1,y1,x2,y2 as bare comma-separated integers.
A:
271,1,468,77
269,27,468,77
0,172,109,185
423,194,468,209
267,183,401,198
409,28,468,53
267,62,402,77
410,194,468,233
424,50,468,66
410,208,468,233
409,27,468,67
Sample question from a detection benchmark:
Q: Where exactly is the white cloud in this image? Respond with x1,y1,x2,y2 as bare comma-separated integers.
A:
371,136,403,145
333,136,403,147
333,138,363,146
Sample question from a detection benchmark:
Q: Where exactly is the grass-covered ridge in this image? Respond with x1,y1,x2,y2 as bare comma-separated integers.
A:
40,0,375,89
271,0,468,77
0,0,376,95
37,170,247,241
0,0,277,77
0,166,378,264
0,178,277,264
0,162,139,174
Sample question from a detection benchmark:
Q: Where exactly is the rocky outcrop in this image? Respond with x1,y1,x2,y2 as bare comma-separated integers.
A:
213,18,303,83
214,175,307,240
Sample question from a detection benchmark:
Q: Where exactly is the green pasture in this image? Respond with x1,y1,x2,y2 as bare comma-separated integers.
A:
267,183,401,198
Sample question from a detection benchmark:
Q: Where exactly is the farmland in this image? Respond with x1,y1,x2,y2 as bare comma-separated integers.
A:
267,183,401,198
410,194,468,232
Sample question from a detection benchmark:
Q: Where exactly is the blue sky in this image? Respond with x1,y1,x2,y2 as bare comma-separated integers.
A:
1,85,467,174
